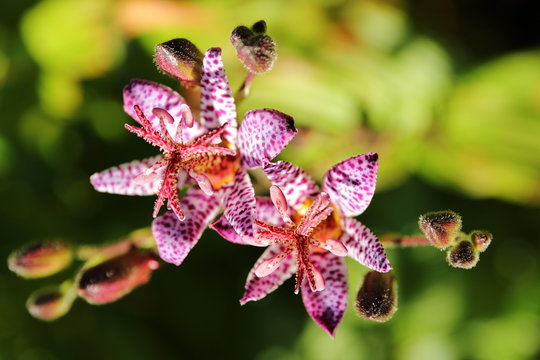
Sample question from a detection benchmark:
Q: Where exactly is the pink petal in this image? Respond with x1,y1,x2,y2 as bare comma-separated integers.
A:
151,187,221,265
340,217,391,273
223,169,256,240
255,196,285,226
200,48,237,144
210,196,283,246
209,215,249,245
301,252,348,337
123,79,206,143
262,161,320,210
240,245,296,304
322,153,378,217
90,156,163,195
237,109,297,169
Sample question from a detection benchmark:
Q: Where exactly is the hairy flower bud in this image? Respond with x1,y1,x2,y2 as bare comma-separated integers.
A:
8,240,72,279
447,240,479,269
154,38,203,87
470,230,492,253
26,282,76,321
230,20,277,74
355,271,397,322
77,248,159,305
419,211,462,249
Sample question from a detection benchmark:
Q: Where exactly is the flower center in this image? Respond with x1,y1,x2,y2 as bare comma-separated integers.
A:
125,105,238,220
253,186,348,293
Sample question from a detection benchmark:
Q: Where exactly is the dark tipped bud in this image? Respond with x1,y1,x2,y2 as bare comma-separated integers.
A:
419,211,462,249
251,20,267,34
447,240,479,269
26,282,76,321
355,271,398,322
77,248,159,305
154,38,203,87
230,20,277,74
470,230,492,253
8,240,72,279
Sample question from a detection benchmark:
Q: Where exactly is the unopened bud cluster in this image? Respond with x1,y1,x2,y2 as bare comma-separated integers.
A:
230,20,277,74
419,211,493,269
7,229,159,321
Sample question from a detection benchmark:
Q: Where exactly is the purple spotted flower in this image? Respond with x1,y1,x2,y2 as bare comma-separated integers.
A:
91,48,297,266
211,154,391,336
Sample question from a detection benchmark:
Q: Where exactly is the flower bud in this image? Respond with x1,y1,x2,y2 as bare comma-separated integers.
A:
8,240,72,279
419,211,462,249
154,38,203,87
355,271,397,322
26,281,76,321
77,248,159,305
470,230,492,253
447,240,479,269
230,20,277,74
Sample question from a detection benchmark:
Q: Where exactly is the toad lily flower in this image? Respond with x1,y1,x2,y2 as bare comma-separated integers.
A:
91,48,297,266
211,154,391,336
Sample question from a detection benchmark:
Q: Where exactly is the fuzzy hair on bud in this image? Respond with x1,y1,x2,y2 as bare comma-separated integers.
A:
251,20,267,34
26,282,76,321
355,271,398,322
470,230,492,253
447,240,479,269
230,20,277,74
154,38,204,87
76,248,159,305
419,210,462,249
8,240,73,279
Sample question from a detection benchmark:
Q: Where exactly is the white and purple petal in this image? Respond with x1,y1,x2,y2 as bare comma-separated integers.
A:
240,245,296,304
340,217,391,273
222,169,256,240
209,215,249,246
237,109,297,169
210,196,283,246
323,153,378,217
151,187,221,266
200,48,237,144
254,196,285,226
301,251,348,337
123,79,206,143
262,161,320,210
90,156,163,195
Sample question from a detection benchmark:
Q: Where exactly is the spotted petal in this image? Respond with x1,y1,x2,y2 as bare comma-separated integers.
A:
262,161,320,210
301,252,348,337
340,217,391,273
90,156,163,195
200,48,237,144
210,196,283,246
240,245,296,304
222,169,256,240
123,79,206,143
209,216,249,246
151,187,221,265
237,109,297,169
254,196,285,226
323,153,378,217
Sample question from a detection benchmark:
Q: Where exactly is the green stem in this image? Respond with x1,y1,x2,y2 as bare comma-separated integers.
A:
235,71,256,104
379,234,431,248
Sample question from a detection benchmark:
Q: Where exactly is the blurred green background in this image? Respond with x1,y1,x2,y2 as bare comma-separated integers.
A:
1,0,539,359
